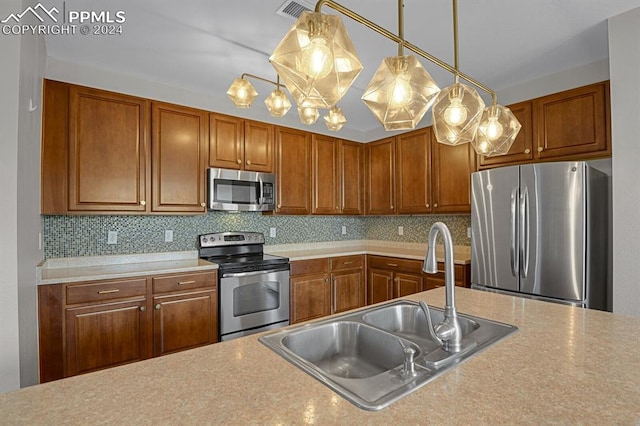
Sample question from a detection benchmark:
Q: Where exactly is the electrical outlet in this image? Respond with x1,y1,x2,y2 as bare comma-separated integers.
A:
341,225,347,235
398,226,404,236
270,227,277,238
165,230,174,243
467,227,472,238
107,231,118,245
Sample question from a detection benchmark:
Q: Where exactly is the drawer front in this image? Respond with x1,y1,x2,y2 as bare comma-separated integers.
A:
330,255,363,271
290,258,329,276
152,271,217,294
368,255,423,274
425,263,466,286
66,278,147,305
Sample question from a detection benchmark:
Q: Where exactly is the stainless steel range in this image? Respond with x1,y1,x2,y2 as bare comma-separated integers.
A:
198,231,290,341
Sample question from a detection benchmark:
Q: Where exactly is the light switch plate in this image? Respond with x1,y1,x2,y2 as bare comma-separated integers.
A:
398,226,404,236
107,231,118,245
270,227,276,238
341,226,347,235
165,230,174,242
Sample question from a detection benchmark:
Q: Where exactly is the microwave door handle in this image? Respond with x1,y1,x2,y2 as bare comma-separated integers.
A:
258,180,265,204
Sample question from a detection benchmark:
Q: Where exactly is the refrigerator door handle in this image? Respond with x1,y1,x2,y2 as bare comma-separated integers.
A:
520,186,530,278
510,187,518,277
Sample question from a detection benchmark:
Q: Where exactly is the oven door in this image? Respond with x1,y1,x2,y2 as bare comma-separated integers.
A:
219,267,289,340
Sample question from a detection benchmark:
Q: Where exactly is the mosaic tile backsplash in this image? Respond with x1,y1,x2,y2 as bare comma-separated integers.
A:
42,212,471,258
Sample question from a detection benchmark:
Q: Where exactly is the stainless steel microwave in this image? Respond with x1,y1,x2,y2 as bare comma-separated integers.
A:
207,168,276,212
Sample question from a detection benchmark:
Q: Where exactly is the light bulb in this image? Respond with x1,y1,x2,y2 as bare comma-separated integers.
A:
301,36,333,80
389,77,413,108
443,96,468,126
483,116,504,141
298,106,319,125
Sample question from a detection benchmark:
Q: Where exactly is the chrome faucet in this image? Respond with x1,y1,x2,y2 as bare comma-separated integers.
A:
421,222,463,353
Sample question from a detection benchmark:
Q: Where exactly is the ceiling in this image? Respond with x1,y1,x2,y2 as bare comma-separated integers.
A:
40,0,637,141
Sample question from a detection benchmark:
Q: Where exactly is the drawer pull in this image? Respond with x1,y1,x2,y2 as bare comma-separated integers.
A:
343,261,353,265
178,280,196,286
98,289,120,295
387,263,398,267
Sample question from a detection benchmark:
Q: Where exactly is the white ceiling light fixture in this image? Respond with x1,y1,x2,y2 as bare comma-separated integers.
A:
268,0,520,155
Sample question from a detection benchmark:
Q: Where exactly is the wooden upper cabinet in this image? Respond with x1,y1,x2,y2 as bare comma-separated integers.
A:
339,140,364,215
431,132,477,213
534,81,610,159
209,115,274,173
151,102,208,213
396,128,431,214
275,127,311,214
479,101,534,168
243,120,274,172
366,138,396,215
209,113,243,170
312,134,339,214
67,86,150,212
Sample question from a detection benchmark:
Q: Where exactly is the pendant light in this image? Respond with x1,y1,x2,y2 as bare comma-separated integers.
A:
264,76,291,117
270,11,363,109
298,103,320,125
361,1,440,131
226,77,258,108
432,79,485,145
473,104,522,156
324,106,347,131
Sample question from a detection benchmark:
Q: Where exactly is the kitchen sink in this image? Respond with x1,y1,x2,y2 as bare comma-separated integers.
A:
259,299,518,410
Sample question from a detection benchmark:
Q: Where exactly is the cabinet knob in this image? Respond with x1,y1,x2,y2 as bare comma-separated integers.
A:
524,148,531,154
155,304,161,310
246,160,252,166
434,203,438,208
324,278,329,283
537,146,543,152
200,202,206,207
140,200,146,206
140,306,146,312
277,204,281,208
237,159,242,164
390,205,394,210
426,203,430,208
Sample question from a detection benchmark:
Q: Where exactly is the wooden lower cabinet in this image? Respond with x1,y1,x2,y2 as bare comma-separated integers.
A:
367,256,424,305
423,262,471,290
290,255,365,324
39,270,218,383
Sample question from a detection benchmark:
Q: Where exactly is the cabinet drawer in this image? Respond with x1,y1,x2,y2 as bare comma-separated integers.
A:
330,255,363,271
290,258,329,276
152,272,216,294
66,278,147,305
368,255,423,274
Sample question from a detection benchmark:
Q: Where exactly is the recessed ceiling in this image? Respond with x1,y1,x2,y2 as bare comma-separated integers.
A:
40,0,638,141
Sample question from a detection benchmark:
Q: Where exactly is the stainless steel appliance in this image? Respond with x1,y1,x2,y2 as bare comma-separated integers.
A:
207,167,276,212
198,232,290,341
471,161,609,310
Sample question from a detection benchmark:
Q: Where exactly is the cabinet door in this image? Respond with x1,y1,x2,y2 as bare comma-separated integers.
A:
275,127,311,214
68,86,149,212
65,299,150,376
312,134,339,214
367,268,394,305
331,269,365,314
424,275,446,291
396,128,431,213
153,290,217,357
534,82,610,159
366,138,396,214
339,140,364,215
431,133,476,213
209,113,244,170
479,101,534,168
394,272,423,298
290,273,331,324
151,103,208,213
244,120,274,172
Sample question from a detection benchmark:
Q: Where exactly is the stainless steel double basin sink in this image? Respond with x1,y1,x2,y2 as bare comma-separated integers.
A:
259,299,518,410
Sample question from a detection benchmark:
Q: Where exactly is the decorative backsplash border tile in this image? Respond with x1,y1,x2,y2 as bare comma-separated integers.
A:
42,212,470,258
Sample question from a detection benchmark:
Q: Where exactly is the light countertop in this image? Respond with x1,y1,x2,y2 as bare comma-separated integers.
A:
2,288,638,424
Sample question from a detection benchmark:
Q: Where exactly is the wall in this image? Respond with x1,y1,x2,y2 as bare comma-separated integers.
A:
42,213,471,258
609,8,640,316
0,0,23,393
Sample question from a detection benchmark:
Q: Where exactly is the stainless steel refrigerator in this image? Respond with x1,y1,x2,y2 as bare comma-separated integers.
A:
471,161,609,310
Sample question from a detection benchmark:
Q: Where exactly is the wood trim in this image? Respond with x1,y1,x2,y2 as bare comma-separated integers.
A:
41,80,69,214
38,284,65,383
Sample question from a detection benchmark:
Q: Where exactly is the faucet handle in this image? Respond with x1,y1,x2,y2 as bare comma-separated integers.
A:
401,346,417,377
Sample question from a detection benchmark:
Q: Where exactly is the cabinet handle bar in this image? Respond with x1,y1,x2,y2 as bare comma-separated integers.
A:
178,280,196,286
98,289,120,294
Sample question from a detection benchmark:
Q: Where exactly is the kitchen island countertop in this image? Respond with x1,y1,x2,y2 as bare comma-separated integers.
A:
2,288,638,424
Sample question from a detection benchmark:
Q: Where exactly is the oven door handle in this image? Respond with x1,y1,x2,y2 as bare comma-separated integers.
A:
222,268,288,278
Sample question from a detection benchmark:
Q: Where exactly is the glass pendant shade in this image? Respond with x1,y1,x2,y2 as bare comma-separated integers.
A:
298,105,319,125
473,104,522,156
264,89,291,117
226,78,258,108
432,82,485,145
361,55,440,131
324,106,347,131
269,11,363,109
